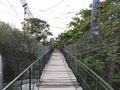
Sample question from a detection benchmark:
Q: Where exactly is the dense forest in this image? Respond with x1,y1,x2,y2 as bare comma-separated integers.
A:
58,0,120,89
0,18,52,83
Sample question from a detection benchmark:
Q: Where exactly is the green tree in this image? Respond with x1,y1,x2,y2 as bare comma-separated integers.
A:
58,8,91,43
25,18,52,41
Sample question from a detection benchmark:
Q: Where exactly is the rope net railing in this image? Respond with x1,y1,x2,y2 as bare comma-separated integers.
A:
63,0,120,89
63,50,115,90
2,49,52,90
64,32,120,90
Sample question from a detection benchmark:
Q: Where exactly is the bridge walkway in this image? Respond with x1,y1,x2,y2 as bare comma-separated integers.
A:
39,51,82,90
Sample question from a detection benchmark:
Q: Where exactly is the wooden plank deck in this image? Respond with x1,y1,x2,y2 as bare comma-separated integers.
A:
39,51,82,90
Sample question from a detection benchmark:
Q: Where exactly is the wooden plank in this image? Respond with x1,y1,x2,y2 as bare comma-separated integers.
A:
38,51,82,90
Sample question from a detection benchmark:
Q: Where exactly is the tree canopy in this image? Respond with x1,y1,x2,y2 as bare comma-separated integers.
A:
25,18,52,41
58,9,91,43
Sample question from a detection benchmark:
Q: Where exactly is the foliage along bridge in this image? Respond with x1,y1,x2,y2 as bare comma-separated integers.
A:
2,40,114,90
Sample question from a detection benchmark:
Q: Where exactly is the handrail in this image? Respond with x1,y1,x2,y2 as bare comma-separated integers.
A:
2,49,52,90
63,50,115,90
78,57,114,90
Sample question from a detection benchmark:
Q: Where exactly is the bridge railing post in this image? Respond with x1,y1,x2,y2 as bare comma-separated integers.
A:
20,76,23,90
39,58,41,83
29,67,31,90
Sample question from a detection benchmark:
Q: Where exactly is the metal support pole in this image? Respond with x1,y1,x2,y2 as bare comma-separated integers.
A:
90,0,99,39
20,78,23,90
39,59,41,82
29,68,31,90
